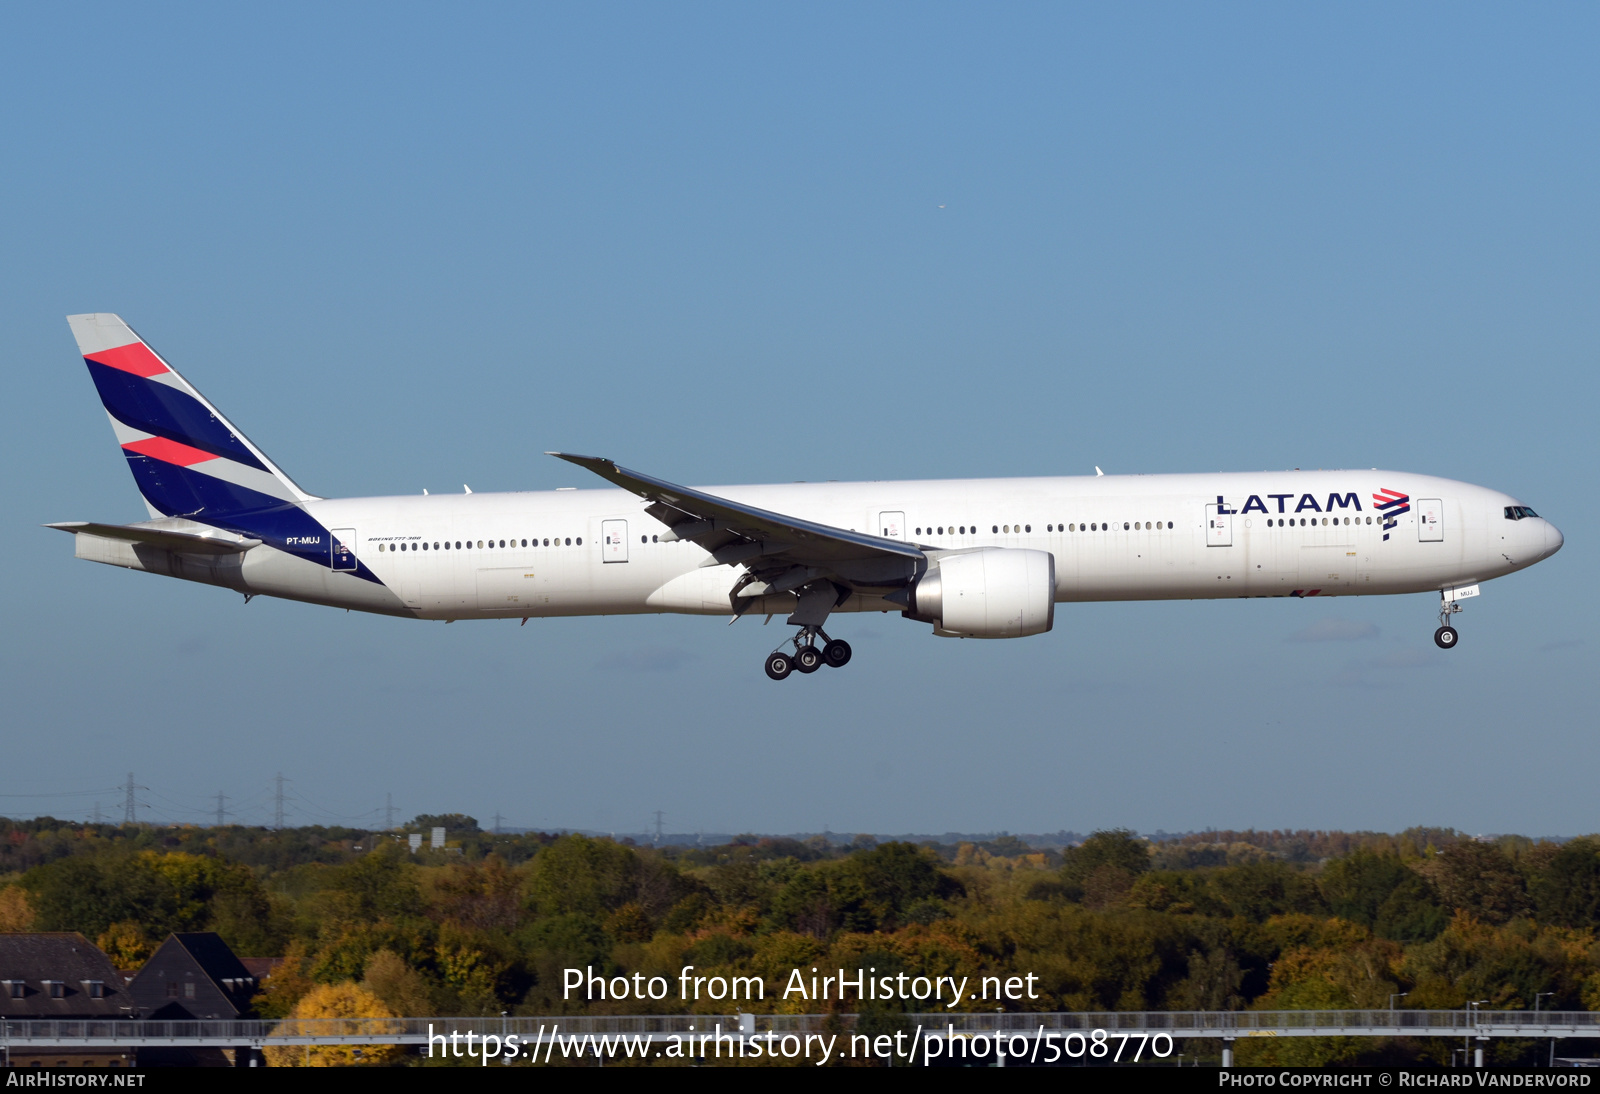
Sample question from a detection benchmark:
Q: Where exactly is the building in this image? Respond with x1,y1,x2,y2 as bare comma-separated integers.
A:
122,932,261,1066
0,932,135,1067
125,933,257,1021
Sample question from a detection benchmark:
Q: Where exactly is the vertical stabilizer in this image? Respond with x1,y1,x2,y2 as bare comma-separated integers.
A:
67,314,317,520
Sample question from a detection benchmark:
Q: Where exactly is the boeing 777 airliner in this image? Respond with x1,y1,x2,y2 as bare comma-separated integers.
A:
53,314,1563,679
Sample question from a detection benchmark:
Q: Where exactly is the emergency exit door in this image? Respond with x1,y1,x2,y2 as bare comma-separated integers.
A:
1418,499,1443,542
601,520,629,562
331,528,357,571
1205,505,1232,547
878,511,906,540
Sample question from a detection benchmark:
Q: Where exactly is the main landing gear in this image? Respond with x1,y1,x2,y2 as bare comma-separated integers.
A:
764,626,852,681
1435,591,1462,650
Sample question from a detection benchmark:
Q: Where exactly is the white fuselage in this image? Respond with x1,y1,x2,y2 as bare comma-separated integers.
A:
123,469,1556,624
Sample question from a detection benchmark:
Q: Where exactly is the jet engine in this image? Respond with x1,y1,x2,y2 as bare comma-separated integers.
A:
905,548,1055,638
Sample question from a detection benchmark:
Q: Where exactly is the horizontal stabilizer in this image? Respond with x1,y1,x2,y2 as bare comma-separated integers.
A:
46,521,261,555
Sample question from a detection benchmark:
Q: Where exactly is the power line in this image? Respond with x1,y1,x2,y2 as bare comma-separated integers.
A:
123,773,137,825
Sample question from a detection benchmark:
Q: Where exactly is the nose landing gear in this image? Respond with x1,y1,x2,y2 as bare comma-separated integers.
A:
764,626,852,680
1434,589,1464,649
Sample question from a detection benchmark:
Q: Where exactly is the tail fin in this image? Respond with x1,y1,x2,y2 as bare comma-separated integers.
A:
67,314,317,521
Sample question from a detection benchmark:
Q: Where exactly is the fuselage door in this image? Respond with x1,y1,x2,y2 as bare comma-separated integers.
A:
331,528,357,571
879,511,906,540
1418,499,1443,542
601,519,629,562
1205,505,1232,547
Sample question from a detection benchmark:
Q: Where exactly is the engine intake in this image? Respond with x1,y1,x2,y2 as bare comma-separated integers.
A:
907,548,1055,638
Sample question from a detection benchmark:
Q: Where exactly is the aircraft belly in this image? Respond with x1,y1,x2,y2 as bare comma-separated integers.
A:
238,547,412,616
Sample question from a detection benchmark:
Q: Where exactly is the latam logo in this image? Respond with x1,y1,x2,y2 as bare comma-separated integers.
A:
1373,489,1410,540
1213,492,1364,516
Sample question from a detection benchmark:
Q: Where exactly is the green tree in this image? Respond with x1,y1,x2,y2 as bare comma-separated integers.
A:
1420,841,1530,925
1320,850,1447,941
1060,830,1150,906
1529,838,1600,928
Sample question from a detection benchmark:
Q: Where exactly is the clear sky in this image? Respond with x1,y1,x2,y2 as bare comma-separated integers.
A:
2,3,1594,837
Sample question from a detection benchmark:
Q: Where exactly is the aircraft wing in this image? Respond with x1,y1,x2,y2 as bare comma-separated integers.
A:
46,521,261,555
549,453,924,597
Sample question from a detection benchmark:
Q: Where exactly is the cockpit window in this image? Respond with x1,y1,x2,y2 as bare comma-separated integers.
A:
1504,506,1540,521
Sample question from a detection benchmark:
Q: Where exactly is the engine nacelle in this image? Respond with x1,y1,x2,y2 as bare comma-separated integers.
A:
906,548,1056,638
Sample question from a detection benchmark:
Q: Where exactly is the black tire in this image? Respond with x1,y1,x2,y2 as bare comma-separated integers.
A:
795,645,823,673
765,652,794,680
823,639,853,668
1434,625,1459,650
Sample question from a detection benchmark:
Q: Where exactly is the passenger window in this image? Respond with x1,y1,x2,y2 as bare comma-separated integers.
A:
1123,522,1129,531
565,538,571,546
992,525,998,534
652,535,658,543
1025,524,1032,533
576,537,582,545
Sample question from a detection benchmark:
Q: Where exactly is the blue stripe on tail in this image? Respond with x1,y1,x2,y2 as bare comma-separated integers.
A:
88,361,269,471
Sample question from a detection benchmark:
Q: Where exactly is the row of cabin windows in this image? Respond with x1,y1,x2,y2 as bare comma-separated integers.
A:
913,516,1377,537
4,980,104,999
375,514,1380,552
378,537,582,553
915,522,1176,536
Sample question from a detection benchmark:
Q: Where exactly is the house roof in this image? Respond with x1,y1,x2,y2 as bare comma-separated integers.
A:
125,933,256,1020
0,933,129,1018
170,933,251,982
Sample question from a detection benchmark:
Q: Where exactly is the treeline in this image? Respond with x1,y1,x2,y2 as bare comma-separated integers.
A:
2,818,1599,1066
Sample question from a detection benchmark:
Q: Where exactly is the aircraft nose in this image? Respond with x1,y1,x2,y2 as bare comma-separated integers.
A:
1545,521,1564,558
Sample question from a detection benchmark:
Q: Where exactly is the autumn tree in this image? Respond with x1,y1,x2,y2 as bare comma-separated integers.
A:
0,884,34,931
263,983,402,1067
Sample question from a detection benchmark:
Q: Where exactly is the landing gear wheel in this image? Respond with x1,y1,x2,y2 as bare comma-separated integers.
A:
823,639,852,668
765,652,795,680
794,645,823,673
1434,625,1459,650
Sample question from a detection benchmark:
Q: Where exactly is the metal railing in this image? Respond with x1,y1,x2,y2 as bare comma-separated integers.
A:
2,1010,1598,1047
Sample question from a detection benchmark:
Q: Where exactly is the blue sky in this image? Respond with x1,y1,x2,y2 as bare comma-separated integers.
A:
2,4,1594,836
